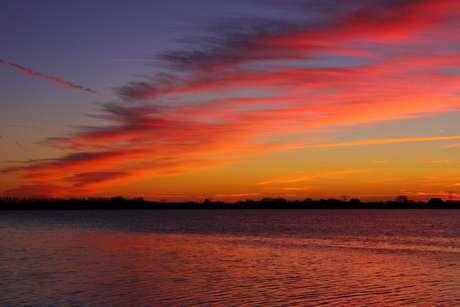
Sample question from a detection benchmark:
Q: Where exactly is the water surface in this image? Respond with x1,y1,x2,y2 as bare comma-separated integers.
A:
1,210,459,306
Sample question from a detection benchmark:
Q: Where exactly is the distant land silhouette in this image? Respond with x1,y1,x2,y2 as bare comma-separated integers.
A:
1,196,458,210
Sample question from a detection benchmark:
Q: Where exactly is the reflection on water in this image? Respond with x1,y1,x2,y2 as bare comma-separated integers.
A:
1,210,460,306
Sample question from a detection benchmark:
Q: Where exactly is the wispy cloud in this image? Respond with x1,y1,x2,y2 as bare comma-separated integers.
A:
215,193,261,198
3,0,460,198
362,177,407,184
0,59,106,97
262,186,317,192
256,170,369,185
442,143,460,148
303,136,460,148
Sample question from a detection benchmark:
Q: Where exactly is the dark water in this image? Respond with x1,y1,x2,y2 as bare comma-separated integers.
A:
1,209,460,306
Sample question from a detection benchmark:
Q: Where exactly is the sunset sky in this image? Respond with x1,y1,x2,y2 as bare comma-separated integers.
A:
1,0,460,202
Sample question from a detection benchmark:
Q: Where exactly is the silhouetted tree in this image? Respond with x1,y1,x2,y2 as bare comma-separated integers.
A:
445,191,457,201
395,195,408,203
110,196,126,202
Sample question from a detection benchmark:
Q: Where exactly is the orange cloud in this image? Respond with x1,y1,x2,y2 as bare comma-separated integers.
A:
257,170,369,185
442,143,460,148
214,193,261,198
256,175,313,185
362,178,407,184
304,136,460,148
262,186,317,192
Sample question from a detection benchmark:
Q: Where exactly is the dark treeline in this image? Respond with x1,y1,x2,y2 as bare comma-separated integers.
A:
0,196,459,210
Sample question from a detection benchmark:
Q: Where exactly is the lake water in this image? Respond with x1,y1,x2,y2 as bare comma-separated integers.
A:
1,209,460,306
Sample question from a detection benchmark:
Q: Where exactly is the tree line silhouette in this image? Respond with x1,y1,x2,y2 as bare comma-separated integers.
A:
0,195,458,210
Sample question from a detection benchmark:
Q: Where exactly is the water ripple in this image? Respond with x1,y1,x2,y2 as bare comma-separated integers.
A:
2,210,460,306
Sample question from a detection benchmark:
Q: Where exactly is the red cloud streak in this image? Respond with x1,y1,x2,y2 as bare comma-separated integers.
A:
2,0,460,198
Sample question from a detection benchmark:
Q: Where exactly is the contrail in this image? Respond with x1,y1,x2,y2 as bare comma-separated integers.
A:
0,59,106,97
100,59,194,62
101,59,171,61
15,141,32,157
